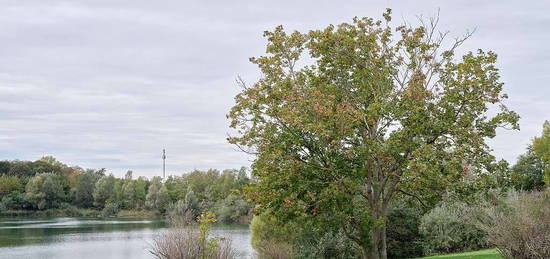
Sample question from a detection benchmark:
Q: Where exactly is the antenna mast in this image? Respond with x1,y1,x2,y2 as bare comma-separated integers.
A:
162,149,166,179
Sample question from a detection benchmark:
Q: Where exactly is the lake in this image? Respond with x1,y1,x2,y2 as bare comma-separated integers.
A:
0,217,254,259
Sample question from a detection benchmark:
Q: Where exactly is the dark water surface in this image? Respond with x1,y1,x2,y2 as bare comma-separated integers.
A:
0,217,253,259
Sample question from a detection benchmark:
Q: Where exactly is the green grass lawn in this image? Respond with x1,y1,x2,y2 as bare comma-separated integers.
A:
417,249,502,259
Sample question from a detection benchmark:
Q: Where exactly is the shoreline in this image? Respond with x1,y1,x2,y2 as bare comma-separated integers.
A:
0,209,159,219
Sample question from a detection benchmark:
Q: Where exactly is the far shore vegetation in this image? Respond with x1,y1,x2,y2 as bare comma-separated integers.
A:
0,208,157,218
0,158,253,223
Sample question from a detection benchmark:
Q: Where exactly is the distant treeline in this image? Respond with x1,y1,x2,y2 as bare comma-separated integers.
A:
0,156,253,223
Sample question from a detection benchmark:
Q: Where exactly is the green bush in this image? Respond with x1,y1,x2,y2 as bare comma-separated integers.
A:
420,200,488,255
101,202,121,217
250,214,292,252
214,194,253,224
60,206,84,217
255,241,294,259
250,214,361,259
0,191,27,210
295,230,360,259
386,201,424,258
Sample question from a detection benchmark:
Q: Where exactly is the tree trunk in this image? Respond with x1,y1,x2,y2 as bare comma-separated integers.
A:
362,204,388,259
356,223,388,259
370,227,380,259
361,166,393,259
368,225,387,259
381,223,387,259
360,247,369,259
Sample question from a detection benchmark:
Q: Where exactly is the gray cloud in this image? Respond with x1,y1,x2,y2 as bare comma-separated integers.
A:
0,0,548,177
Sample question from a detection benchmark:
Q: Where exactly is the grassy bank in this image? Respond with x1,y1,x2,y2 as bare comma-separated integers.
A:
0,209,159,218
418,249,502,259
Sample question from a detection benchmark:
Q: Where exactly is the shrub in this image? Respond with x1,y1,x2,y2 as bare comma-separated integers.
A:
420,200,488,255
295,230,360,259
250,214,295,253
150,211,236,259
477,191,550,259
250,214,300,258
250,214,360,259
101,202,121,217
386,201,424,258
150,227,235,259
214,194,253,224
0,191,27,210
60,206,84,217
255,241,294,259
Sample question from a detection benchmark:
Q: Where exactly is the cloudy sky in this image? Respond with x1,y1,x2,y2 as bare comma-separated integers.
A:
0,0,548,178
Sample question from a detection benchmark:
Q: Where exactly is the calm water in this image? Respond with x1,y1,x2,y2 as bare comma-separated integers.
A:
0,217,253,259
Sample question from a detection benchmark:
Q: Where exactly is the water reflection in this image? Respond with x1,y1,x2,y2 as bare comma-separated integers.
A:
0,217,166,247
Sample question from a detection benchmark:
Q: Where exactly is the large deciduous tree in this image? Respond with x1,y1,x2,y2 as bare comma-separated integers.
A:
228,10,518,259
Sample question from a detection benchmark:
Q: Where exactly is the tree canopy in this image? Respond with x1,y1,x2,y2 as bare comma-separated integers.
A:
229,9,518,259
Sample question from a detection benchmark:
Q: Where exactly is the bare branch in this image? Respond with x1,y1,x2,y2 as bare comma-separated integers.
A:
397,189,429,209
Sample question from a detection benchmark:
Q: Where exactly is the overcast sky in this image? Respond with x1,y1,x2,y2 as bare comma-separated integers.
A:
0,0,548,178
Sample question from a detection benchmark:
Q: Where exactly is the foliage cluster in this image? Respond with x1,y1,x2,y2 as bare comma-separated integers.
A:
386,201,424,258
420,199,489,254
164,168,253,223
250,213,362,259
0,157,252,223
